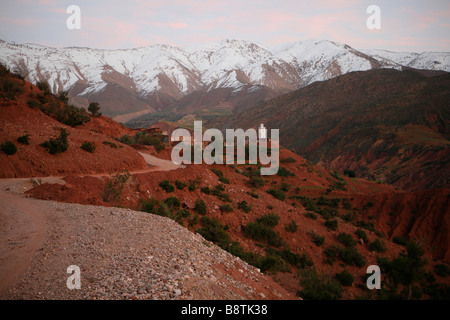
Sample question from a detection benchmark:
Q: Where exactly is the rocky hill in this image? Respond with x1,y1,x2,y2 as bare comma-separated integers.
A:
212,68,450,192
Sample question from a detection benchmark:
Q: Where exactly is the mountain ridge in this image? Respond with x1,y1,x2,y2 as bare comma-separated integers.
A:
1,39,449,118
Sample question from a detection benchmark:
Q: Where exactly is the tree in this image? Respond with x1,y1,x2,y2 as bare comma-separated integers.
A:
57,90,69,103
88,102,101,117
377,240,428,299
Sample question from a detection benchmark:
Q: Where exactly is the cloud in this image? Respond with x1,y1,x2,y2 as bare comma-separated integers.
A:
152,21,189,29
0,17,38,26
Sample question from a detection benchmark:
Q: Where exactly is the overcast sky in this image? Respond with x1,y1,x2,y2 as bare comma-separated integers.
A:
0,0,449,52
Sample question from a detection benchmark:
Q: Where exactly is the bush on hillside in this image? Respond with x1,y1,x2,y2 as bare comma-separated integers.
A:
40,128,69,154
1,141,17,155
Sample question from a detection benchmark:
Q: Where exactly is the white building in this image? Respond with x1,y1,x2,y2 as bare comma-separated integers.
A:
258,124,267,140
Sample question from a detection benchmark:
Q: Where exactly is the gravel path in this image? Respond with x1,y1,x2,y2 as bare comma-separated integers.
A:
0,181,294,300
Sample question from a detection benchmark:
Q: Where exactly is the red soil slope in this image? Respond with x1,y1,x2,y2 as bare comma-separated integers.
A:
0,71,149,178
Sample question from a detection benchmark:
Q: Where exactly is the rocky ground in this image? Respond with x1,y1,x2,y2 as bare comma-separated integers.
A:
0,180,295,300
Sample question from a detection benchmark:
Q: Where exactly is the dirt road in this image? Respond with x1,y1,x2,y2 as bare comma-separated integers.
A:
0,153,294,300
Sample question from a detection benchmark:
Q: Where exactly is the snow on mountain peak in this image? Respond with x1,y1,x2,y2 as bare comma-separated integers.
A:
0,38,448,110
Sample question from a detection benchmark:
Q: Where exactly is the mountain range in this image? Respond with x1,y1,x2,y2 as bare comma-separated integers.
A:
1,39,449,120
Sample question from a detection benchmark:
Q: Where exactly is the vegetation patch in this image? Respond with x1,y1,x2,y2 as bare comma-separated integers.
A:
80,141,96,153
1,141,17,155
159,180,175,193
40,128,69,154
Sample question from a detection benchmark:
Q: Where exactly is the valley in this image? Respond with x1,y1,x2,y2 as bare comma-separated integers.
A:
0,46,449,300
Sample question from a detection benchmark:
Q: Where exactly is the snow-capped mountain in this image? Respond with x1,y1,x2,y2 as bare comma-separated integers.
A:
0,39,448,117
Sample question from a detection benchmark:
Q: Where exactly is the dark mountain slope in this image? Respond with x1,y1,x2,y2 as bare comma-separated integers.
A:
212,69,450,191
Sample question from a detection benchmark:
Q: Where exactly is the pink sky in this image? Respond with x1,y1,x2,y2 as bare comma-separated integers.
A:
0,0,449,52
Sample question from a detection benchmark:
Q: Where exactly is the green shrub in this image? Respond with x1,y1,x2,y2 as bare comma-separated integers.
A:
278,249,313,269
257,213,280,227
237,200,252,213
354,220,375,232
342,198,352,210
340,246,366,268
285,220,298,233
267,205,273,210
280,182,290,192
337,233,356,248
245,222,283,247
164,196,181,209
80,141,96,153
219,204,233,212
393,236,407,246
434,264,450,278
88,102,101,117
335,270,354,286
188,181,196,191
377,241,428,298
102,141,118,149
304,212,318,220
277,166,294,177
36,80,51,95
210,168,223,177
197,216,230,247
246,191,259,198
219,176,230,184
248,176,265,188
355,229,368,243
260,255,290,273
153,202,189,223
57,104,90,127
266,188,286,201
1,77,24,100
243,220,283,247
298,269,342,300
195,199,207,215
175,180,187,190
200,186,211,194
40,128,69,154
1,141,17,155
325,219,338,231
211,184,231,202
310,232,325,246
134,131,165,151
369,239,387,253
57,90,69,103
323,245,341,265
117,134,133,145
140,198,159,214
17,134,30,145
188,178,201,191
27,99,41,109
280,157,296,163
343,169,356,178
159,180,175,193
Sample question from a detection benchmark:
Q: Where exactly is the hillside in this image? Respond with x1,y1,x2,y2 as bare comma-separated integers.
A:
0,65,148,178
212,68,450,192
1,66,449,300
25,146,450,299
